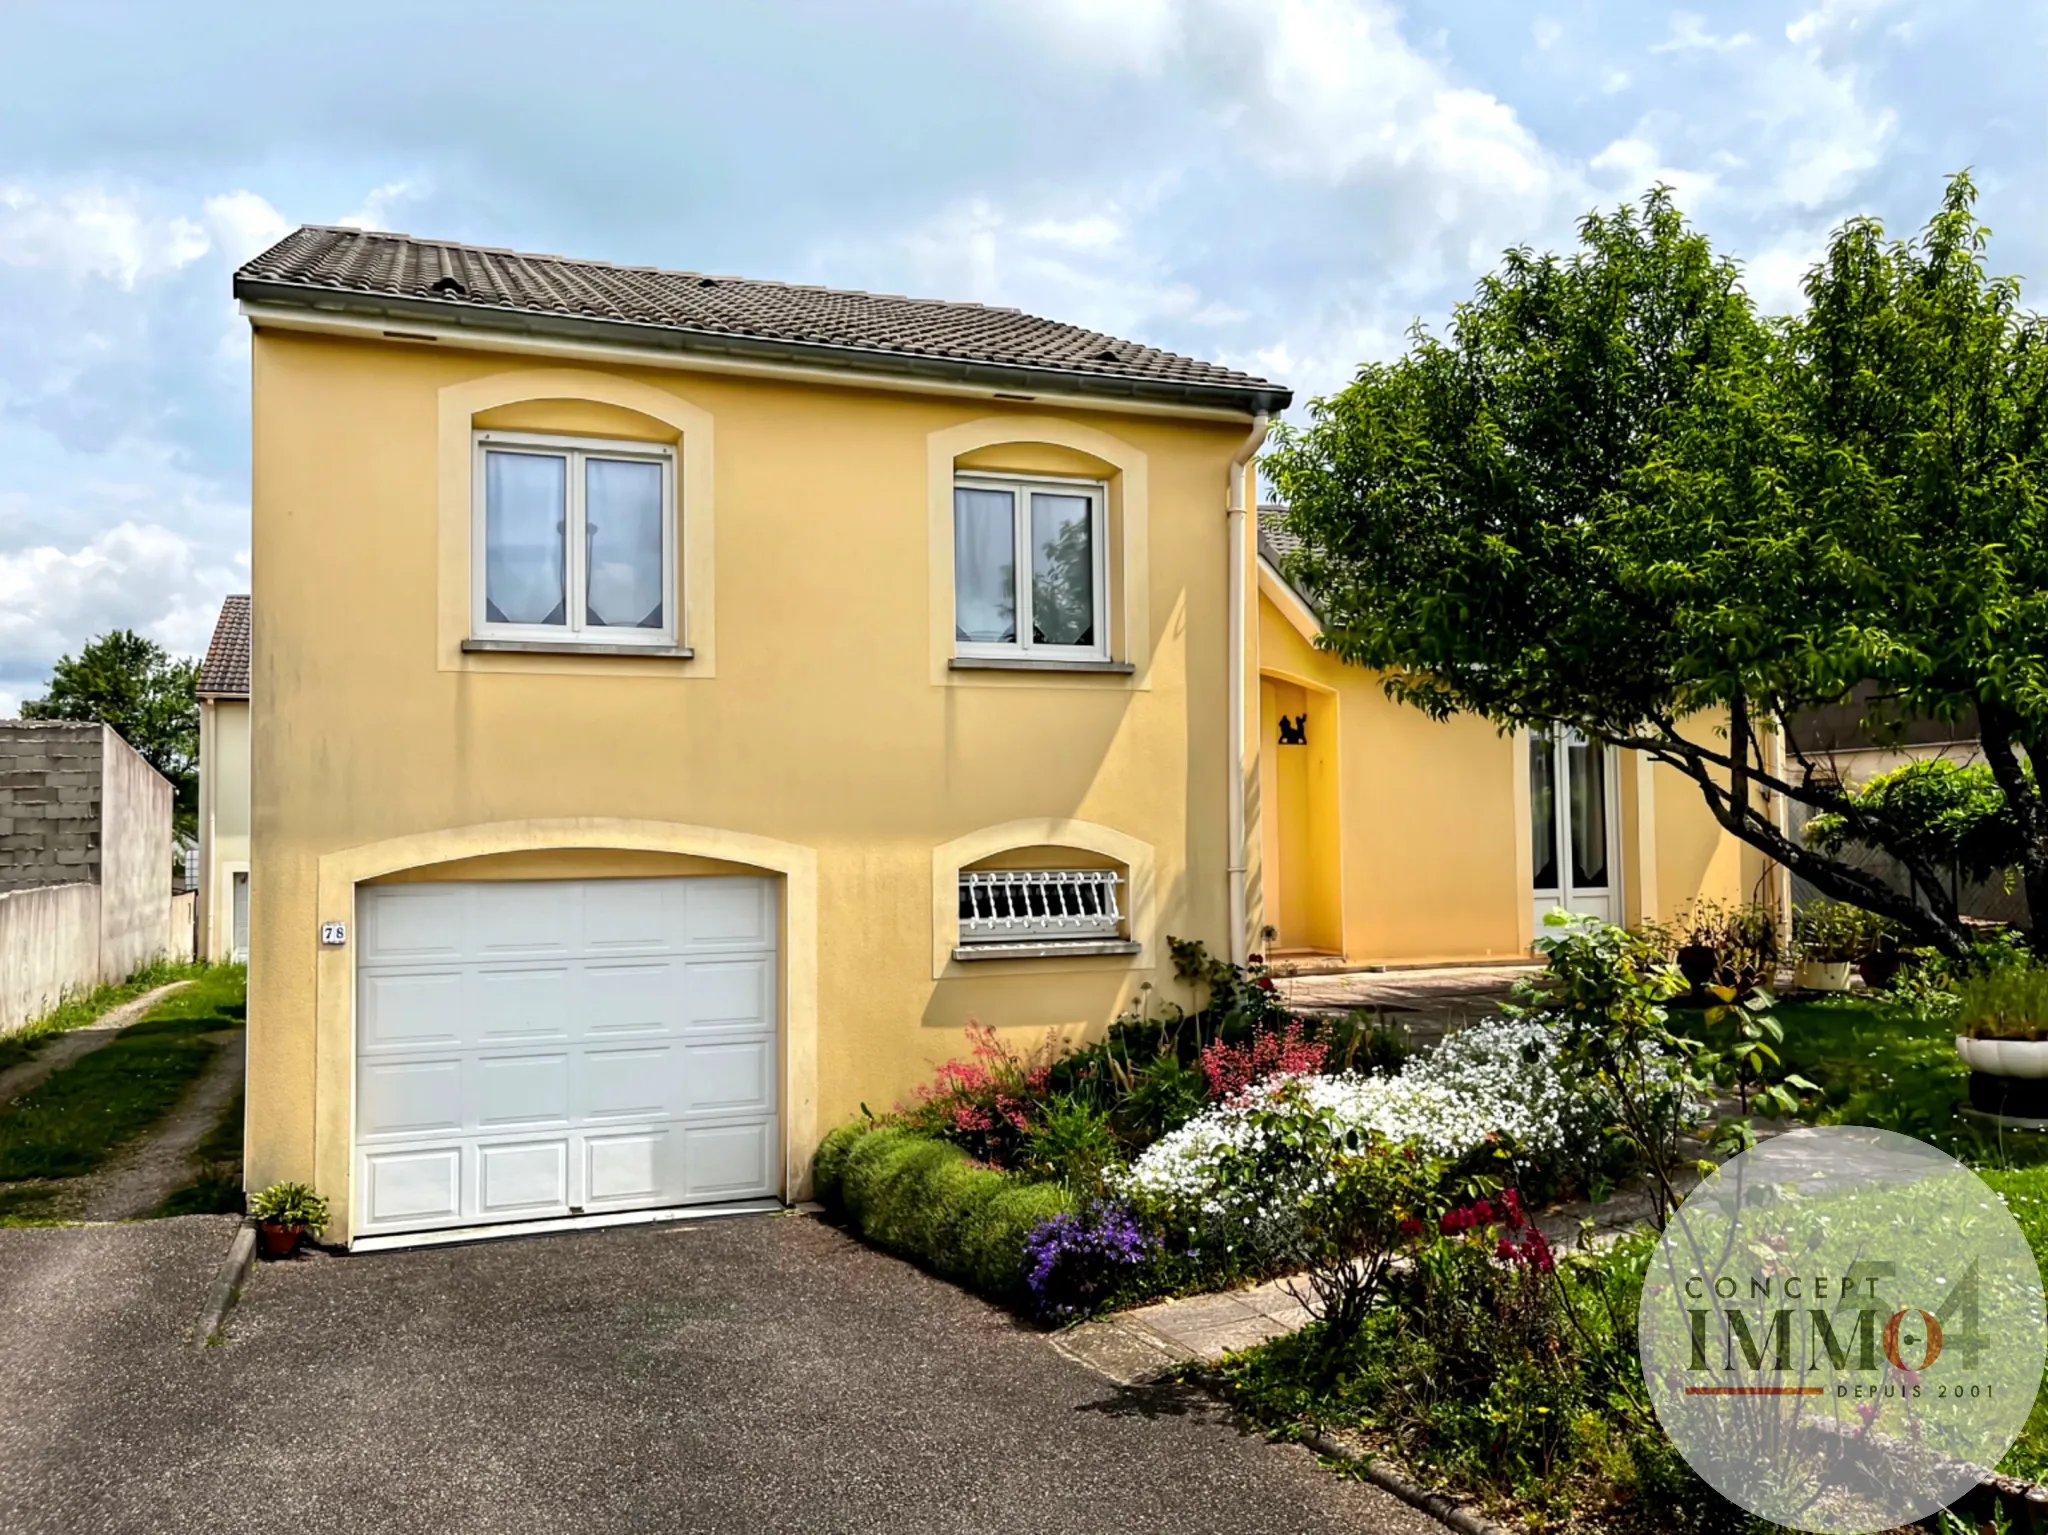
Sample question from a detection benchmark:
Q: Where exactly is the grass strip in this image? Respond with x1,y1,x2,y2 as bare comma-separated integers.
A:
0,965,245,1183
0,958,212,1076
153,1087,246,1218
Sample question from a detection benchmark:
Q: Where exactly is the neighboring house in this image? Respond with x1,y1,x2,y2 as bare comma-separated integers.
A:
1785,684,2019,925
197,594,252,962
236,225,1291,1247
1253,510,1760,964
0,722,177,1031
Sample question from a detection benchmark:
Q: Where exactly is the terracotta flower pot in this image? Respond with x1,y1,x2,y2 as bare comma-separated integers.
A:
257,1221,304,1260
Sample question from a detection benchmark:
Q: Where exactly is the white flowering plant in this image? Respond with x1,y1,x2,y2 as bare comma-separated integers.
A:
1114,1013,1636,1260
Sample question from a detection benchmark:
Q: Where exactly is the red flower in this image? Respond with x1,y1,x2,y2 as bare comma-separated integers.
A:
1398,1216,1425,1239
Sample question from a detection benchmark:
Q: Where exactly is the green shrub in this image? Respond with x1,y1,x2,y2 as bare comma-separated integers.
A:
1956,960,2048,1041
812,1121,1074,1307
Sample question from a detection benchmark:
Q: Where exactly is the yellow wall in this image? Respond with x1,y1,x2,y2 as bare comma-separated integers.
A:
1253,582,1752,965
247,329,1251,1234
198,697,250,961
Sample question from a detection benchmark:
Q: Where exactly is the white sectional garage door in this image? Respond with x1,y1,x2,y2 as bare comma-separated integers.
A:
354,876,780,1238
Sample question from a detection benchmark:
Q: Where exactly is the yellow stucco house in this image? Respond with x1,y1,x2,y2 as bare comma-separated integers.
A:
1250,512,1762,966
235,227,1751,1249
196,594,251,964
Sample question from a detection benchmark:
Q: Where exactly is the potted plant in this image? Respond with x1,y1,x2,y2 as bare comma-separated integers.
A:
250,1182,330,1259
1791,900,1864,992
1955,963,2048,1081
1671,900,1726,995
1720,902,1779,995
1855,911,1908,990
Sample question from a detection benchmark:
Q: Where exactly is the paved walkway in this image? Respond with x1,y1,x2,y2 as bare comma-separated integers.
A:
0,1213,1442,1535
0,981,191,1106
1277,963,1532,1032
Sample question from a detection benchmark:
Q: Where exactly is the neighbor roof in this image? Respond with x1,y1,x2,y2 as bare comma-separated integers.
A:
235,227,1292,415
198,595,250,698
1258,506,1319,618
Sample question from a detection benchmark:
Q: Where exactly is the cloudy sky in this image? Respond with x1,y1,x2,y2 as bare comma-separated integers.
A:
0,0,2040,713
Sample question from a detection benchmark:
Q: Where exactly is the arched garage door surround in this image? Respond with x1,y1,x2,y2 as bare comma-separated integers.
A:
312,818,818,1242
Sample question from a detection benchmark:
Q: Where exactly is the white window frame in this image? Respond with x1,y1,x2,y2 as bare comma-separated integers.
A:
952,471,1110,663
471,430,678,649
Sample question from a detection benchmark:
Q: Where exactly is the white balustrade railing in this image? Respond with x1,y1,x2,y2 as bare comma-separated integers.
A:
958,868,1124,944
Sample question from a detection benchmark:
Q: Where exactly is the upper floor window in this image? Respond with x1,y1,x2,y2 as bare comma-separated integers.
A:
473,431,676,647
953,472,1107,661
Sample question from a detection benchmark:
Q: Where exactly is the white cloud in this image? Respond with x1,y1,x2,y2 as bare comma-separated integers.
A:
1027,0,1179,71
1653,13,1755,54
1532,17,1564,51
203,190,293,265
1787,0,1903,46
337,178,426,233
0,186,208,288
0,521,246,680
1590,137,1720,208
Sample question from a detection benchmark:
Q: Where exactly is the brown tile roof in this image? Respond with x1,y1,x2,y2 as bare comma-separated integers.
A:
235,227,1291,414
198,595,250,698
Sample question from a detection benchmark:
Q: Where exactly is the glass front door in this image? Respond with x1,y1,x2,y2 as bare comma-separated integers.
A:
1531,729,1618,926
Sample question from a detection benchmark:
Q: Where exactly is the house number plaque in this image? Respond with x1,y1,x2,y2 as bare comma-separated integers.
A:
319,922,348,946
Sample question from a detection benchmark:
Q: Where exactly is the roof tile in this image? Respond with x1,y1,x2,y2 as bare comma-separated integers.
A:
198,595,250,698
236,227,1289,410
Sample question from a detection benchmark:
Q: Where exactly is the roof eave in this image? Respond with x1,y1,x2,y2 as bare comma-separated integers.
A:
232,277,1295,417
196,688,250,701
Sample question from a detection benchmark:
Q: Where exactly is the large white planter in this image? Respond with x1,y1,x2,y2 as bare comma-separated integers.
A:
1956,1036,2048,1079
1794,959,1855,992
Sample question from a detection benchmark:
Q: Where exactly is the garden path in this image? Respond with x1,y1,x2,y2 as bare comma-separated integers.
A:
73,1029,245,1221
0,981,191,1106
1275,964,1535,1046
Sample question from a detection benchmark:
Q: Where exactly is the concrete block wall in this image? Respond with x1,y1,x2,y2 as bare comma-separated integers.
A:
96,726,174,979
0,721,109,892
0,722,179,1031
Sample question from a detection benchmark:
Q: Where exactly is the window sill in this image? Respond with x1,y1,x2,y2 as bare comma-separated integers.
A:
462,638,695,659
951,938,1142,963
949,657,1135,674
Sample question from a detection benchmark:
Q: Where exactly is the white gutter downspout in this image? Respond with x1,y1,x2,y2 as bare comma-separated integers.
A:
1227,414,1271,966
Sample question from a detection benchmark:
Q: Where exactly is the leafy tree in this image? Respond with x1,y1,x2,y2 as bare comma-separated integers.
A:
22,630,200,833
1804,758,2023,891
1267,176,2048,956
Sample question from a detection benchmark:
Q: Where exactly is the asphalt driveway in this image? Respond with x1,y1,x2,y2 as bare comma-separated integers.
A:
0,1212,1437,1535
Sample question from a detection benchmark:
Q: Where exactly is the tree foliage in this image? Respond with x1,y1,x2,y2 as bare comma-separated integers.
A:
22,630,200,831
1267,175,2048,955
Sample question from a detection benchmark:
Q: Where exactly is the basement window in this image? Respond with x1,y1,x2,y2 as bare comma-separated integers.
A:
954,868,1136,960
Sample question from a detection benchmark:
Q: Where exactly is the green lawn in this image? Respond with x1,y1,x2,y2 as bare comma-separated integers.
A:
0,958,210,1076
1679,991,2048,1486
0,965,244,1184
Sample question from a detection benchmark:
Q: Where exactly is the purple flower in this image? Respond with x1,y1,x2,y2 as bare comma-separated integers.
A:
1023,1201,1158,1320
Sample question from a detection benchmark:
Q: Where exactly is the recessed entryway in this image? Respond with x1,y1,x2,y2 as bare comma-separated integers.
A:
353,875,781,1241
1259,675,1343,957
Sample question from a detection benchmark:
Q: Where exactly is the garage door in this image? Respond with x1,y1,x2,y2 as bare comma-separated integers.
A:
354,876,780,1238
